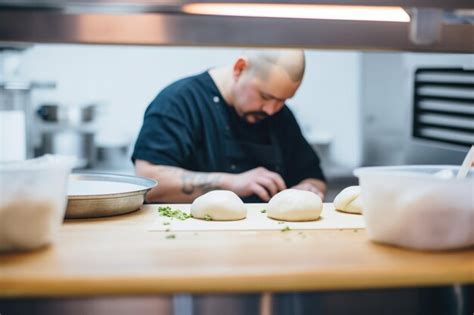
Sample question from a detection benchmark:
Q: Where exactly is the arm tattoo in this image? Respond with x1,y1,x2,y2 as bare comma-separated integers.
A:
181,172,222,195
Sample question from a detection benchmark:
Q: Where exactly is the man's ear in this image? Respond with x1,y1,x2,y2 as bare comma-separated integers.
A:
233,57,249,80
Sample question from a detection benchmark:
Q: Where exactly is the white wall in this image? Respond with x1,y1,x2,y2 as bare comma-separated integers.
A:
291,51,362,168
19,45,362,168
360,52,407,166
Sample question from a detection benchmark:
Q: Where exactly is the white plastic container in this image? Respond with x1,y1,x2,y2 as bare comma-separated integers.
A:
354,165,474,251
0,155,74,252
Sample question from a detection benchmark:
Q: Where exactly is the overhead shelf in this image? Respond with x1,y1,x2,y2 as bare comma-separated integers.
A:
0,1,472,52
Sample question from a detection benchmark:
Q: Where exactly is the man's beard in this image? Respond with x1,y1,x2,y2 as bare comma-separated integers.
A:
242,111,269,123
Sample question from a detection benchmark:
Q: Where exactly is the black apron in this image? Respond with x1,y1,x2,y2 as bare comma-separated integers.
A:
215,100,285,203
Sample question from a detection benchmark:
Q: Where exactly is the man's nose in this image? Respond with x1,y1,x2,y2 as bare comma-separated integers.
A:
262,101,282,116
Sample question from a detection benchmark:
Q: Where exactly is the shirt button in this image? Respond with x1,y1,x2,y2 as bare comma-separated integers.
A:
230,164,237,170
225,125,230,131
213,96,220,103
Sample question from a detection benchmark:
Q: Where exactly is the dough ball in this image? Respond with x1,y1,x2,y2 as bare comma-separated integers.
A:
191,190,246,221
333,186,363,214
267,189,322,221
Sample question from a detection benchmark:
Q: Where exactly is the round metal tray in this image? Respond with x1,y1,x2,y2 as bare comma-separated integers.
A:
66,173,157,219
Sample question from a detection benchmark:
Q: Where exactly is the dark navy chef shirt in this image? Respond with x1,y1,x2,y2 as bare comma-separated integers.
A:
132,72,325,201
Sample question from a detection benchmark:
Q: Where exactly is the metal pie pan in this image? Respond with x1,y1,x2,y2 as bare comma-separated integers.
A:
66,172,157,219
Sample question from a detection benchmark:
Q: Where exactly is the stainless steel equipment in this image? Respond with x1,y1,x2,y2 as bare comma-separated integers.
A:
37,103,96,123
0,49,56,162
405,67,474,164
358,52,473,167
36,104,98,168
0,81,30,161
96,143,131,170
66,173,157,219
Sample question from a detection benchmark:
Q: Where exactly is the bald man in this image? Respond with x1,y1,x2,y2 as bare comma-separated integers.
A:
133,49,326,203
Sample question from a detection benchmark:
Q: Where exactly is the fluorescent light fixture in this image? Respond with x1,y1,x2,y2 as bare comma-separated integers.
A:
182,4,410,22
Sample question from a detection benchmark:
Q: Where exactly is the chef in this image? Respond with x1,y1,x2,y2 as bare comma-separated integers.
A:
132,49,326,203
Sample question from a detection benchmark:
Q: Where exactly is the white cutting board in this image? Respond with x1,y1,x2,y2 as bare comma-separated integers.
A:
149,203,365,231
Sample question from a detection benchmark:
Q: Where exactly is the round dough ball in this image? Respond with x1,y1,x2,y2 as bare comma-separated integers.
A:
191,190,247,221
333,186,363,214
267,189,322,222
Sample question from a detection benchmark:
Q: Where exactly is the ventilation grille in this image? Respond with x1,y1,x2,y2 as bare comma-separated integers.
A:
413,68,474,148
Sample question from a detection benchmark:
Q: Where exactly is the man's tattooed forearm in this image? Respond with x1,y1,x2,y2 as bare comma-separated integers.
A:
181,172,222,195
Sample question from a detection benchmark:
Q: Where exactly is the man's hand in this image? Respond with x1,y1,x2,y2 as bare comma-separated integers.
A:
291,179,326,199
221,167,286,201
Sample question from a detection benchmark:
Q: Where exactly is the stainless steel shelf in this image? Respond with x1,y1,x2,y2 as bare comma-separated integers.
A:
0,0,473,52
0,0,473,10
0,9,472,52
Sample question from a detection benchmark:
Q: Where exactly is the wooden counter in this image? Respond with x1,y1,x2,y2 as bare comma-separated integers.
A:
1,205,473,297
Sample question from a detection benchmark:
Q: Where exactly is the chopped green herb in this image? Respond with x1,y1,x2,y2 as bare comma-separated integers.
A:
165,234,176,239
204,214,213,221
278,221,285,224
165,228,170,232
157,206,191,220
281,226,291,232
261,209,267,213
162,222,171,225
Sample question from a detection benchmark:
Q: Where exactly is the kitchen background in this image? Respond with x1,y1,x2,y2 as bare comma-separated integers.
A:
0,45,472,199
